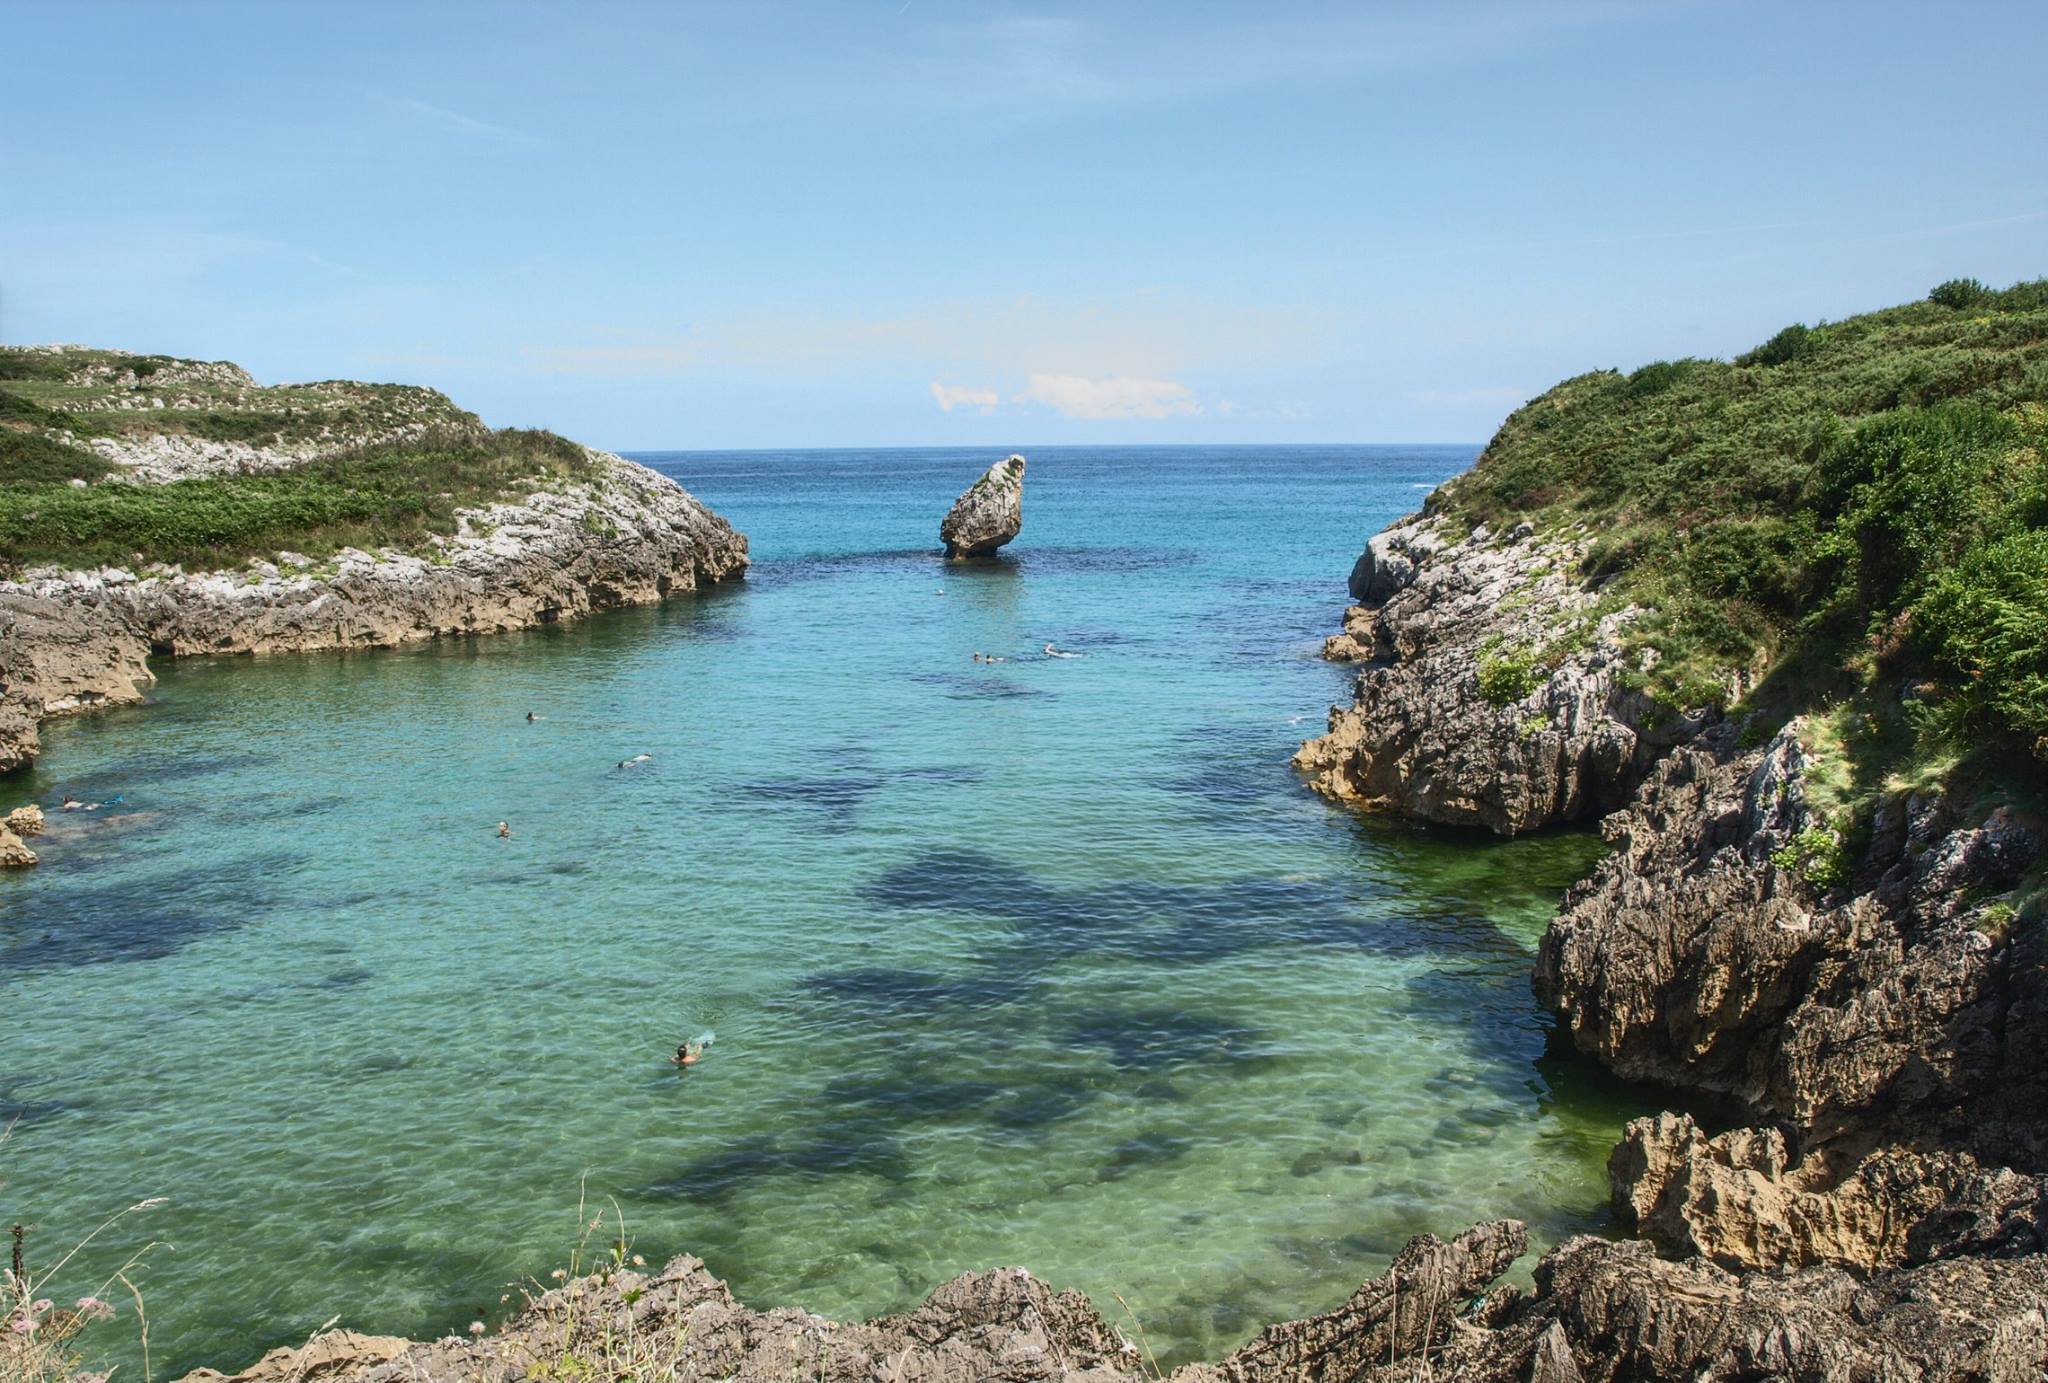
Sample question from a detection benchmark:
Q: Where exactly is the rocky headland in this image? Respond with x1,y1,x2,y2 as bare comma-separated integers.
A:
940,453,1026,558
1291,282,2048,1375
0,347,747,785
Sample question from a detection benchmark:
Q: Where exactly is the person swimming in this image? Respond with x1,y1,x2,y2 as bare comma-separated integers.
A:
62,795,80,811
496,821,511,839
526,711,539,722
670,1042,703,1067
1043,643,1082,659
617,753,652,769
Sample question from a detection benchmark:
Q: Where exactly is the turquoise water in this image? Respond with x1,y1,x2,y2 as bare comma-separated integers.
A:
0,446,1651,1374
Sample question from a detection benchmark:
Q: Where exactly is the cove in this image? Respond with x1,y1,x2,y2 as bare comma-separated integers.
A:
0,445,1655,1375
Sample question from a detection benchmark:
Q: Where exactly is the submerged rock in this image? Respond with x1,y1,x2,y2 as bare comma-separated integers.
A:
940,454,1026,559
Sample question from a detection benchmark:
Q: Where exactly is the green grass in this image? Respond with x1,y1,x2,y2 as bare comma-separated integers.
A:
0,428,596,573
1438,278,2048,806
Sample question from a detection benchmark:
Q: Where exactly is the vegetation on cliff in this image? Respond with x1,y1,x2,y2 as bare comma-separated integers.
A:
0,347,601,574
1439,278,2048,796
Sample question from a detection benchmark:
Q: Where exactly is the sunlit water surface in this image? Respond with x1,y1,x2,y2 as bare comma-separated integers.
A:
0,446,1653,1374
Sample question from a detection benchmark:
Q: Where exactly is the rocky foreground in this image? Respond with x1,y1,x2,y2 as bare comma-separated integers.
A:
182,1220,2047,1383
0,350,747,787
1294,508,2047,1377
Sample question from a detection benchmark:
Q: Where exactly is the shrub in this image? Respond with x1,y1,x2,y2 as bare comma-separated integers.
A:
1915,528,2048,759
1477,647,1544,706
1929,278,1990,310
1739,323,1816,368
1771,825,1852,889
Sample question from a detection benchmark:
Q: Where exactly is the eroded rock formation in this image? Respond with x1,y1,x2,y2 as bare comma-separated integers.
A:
1293,515,1687,835
940,454,1026,559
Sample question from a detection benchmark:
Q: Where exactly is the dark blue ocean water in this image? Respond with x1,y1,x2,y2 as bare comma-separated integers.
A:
0,445,1647,1373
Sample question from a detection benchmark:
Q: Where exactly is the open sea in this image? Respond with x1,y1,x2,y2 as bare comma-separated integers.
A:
0,445,1654,1374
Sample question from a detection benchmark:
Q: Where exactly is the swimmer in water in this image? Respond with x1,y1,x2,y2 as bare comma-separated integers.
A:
671,1042,703,1067
1044,643,1082,659
526,711,539,722
497,821,511,839
617,753,652,769
62,795,81,812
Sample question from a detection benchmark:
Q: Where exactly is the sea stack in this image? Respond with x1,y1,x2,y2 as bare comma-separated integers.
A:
940,454,1026,559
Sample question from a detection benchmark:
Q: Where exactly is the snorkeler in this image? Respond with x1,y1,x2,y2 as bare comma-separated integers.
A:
61,795,80,812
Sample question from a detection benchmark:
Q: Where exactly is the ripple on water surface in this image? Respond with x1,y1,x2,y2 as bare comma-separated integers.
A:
0,445,1656,1375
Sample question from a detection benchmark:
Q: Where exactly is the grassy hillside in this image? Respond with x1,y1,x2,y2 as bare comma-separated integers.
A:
0,347,600,573
1441,277,2048,826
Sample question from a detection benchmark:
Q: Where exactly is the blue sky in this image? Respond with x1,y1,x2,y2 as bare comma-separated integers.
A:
3,1,2044,449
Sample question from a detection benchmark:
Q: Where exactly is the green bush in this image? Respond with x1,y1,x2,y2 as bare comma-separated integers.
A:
1771,825,1852,888
1916,528,2048,758
1738,323,1816,368
1929,278,1990,310
1477,647,1544,706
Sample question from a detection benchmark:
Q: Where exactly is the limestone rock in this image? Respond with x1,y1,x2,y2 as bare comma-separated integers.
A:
1296,516,1686,835
0,452,746,777
1535,725,2048,1170
941,454,1026,559
0,823,34,868
5,803,44,836
175,1329,409,1383
1610,1111,2047,1273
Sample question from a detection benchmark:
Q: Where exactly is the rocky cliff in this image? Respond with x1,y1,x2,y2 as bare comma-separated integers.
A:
1293,492,2044,1370
1293,515,1698,835
0,348,747,775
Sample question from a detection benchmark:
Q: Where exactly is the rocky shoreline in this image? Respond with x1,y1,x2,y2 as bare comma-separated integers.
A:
1291,506,2047,1377
0,353,748,789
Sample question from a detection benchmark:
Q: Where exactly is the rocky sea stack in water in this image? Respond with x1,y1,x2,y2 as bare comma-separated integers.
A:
0,346,748,775
940,452,1025,558
1295,280,2048,1377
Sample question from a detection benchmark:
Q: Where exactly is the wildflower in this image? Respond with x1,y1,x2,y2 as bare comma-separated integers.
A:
75,1296,116,1320
468,1321,485,1336
11,1316,36,1336
30,1299,52,1314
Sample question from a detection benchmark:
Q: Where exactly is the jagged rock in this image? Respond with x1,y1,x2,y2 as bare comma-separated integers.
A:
5,803,44,836
182,1254,1136,1383
1535,725,2048,1170
1345,521,1444,605
0,823,34,868
1174,1220,1526,1383
1318,605,1374,661
1296,516,1680,835
941,454,1026,559
0,451,746,776
1403,1232,2048,1383
1611,1111,2048,1272
176,1330,409,1383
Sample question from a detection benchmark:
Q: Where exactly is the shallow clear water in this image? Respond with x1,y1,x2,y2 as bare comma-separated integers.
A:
0,446,1652,1373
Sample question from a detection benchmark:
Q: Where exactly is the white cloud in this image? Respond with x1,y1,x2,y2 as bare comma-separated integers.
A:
1018,373,1200,421
930,381,999,413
